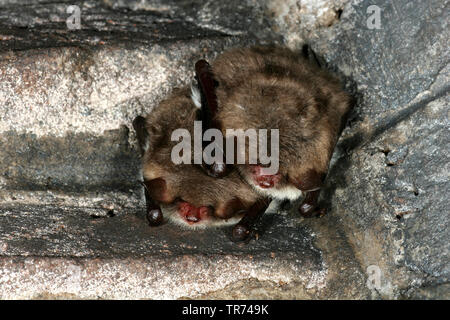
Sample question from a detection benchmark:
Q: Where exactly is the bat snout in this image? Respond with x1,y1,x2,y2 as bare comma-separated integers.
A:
177,201,213,225
249,165,282,189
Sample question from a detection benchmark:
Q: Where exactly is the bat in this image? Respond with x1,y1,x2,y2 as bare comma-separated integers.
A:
133,45,353,241
133,88,265,240
192,45,353,217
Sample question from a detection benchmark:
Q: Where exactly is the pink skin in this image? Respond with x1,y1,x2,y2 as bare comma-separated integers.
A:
250,165,281,189
178,201,212,224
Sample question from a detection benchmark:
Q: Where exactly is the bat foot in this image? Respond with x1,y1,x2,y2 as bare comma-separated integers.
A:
147,208,163,226
232,224,251,242
231,199,269,242
299,202,327,218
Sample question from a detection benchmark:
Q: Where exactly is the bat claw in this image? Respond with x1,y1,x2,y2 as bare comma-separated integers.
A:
147,208,163,226
232,224,251,241
299,203,327,218
231,199,269,242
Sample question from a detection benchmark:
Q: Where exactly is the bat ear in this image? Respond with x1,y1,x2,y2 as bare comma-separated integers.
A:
190,82,202,109
132,116,150,156
194,59,219,130
301,44,322,68
193,59,230,178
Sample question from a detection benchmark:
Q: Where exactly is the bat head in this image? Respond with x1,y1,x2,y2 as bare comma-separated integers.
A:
193,45,353,200
134,87,260,229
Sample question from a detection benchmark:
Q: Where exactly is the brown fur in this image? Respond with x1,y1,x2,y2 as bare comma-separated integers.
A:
137,45,353,229
141,87,261,227
210,46,353,195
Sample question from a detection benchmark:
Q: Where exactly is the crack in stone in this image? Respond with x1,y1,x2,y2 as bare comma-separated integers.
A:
341,81,449,154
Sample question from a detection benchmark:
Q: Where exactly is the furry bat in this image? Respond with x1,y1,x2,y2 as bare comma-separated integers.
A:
133,45,352,241
133,88,266,240
192,45,353,217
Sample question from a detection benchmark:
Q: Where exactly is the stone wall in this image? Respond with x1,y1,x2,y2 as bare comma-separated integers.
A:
0,0,448,299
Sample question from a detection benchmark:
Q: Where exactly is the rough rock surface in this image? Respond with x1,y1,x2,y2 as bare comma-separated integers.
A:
0,0,448,299
0,203,371,299
310,0,449,299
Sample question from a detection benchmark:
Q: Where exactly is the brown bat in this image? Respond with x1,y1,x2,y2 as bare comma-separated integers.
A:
192,45,353,218
133,89,265,240
134,45,352,241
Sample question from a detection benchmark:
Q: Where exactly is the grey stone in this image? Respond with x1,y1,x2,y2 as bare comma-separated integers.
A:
0,0,241,51
307,0,449,298
0,204,370,299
